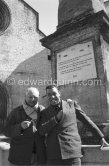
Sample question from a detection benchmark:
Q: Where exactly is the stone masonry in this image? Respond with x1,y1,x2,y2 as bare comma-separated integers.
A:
0,0,51,127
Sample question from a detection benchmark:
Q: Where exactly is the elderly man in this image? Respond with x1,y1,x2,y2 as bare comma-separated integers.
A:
3,87,46,166
39,85,109,166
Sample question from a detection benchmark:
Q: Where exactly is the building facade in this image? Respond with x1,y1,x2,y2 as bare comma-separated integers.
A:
0,0,51,130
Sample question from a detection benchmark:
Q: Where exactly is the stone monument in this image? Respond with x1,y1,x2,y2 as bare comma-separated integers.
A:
58,0,106,28
40,0,109,133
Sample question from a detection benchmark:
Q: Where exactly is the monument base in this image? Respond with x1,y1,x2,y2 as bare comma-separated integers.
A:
41,11,109,144
81,144,109,165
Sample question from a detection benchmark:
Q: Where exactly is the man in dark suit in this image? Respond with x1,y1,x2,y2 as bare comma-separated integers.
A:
3,87,46,166
39,85,109,166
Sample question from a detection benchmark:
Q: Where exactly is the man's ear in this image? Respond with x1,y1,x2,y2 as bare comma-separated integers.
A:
38,95,40,100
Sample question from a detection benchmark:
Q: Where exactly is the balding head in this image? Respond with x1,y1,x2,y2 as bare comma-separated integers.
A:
25,87,40,107
26,87,39,97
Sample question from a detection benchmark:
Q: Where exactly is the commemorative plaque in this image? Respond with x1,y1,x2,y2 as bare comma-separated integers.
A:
57,41,97,85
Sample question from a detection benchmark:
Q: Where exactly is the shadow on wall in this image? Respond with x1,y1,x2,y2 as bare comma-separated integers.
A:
4,48,51,114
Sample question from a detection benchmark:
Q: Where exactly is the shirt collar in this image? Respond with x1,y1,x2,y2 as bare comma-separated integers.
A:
51,100,62,109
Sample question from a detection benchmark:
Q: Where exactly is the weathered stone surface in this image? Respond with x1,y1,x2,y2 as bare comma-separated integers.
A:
0,0,51,115
82,145,109,165
58,0,106,27
41,11,109,123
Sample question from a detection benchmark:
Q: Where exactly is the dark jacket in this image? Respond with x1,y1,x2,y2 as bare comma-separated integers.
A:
3,105,46,165
39,100,104,160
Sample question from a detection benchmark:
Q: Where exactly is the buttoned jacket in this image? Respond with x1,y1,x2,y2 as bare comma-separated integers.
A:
39,100,104,160
3,105,46,165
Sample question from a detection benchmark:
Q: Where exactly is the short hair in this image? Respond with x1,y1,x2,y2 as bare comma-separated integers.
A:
46,85,58,91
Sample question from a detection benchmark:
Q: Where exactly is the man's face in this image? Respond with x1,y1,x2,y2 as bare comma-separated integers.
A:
25,90,39,107
46,87,61,106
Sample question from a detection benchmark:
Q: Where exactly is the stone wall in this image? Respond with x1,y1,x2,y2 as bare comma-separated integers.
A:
105,0,109,15
0,0,51,119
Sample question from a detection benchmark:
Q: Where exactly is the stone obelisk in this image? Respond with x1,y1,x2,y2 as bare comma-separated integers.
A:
58,0,106,28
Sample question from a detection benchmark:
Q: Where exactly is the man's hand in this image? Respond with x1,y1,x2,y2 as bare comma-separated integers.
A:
100,138,109,151
21,120,31,129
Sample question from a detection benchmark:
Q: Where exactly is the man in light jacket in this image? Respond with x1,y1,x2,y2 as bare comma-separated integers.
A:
39,85,109,166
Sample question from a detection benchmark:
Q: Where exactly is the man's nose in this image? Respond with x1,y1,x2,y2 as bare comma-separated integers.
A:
32,97,36,101
51,95,55,99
